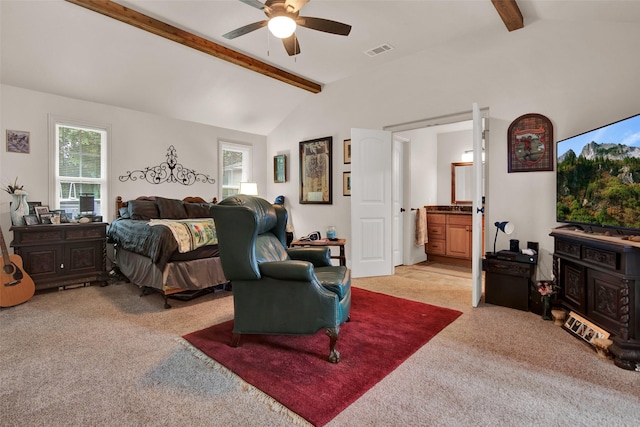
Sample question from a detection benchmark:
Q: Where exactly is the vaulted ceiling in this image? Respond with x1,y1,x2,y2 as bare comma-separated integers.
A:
2,1,639,135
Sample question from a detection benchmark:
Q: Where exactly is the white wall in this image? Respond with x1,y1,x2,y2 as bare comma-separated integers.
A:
265,18,640,280
0,85,266,232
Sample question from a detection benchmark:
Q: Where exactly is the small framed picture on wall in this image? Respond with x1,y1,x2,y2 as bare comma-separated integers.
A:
343,139,351,164
274,154,287,183
6,130,30,154
343,172,351,196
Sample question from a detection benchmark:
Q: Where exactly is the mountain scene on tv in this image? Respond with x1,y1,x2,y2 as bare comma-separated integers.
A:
557,120,640,229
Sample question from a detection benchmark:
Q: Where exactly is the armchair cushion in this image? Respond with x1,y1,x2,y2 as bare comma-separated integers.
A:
255,234,290,264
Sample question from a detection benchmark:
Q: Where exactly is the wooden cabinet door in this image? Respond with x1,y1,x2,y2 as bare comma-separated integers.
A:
64,240,104,277
17,245,63,287
446,224,470,258
560,259,586,313
446,215,472,259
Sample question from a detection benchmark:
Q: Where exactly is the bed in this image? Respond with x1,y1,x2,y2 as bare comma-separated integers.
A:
108,195,229,308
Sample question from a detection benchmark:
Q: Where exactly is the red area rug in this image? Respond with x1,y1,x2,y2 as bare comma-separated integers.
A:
183,287,462,426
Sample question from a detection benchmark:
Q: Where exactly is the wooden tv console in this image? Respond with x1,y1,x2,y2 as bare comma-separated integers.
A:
551,229,640,370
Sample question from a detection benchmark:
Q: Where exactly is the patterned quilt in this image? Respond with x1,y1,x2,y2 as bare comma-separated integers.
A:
148,219,218,253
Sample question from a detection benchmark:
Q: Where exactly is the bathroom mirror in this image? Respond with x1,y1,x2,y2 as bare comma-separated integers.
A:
451,162,473,204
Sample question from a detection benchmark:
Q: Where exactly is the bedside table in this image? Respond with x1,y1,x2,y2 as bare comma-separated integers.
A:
482,251,537,311
290,238,346,266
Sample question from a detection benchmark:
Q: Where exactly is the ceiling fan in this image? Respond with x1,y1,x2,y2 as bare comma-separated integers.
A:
223,0,352,56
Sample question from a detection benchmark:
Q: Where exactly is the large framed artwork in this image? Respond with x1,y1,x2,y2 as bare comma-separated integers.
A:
299,136,333,204
507,113,554,173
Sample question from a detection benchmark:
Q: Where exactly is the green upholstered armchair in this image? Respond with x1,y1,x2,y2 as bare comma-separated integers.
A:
210,195,351,363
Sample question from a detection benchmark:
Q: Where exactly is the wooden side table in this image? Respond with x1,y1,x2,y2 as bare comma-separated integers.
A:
290,238,346,266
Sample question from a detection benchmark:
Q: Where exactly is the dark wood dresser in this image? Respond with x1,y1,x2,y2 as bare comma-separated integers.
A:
551,229,640,370
10,223,108,291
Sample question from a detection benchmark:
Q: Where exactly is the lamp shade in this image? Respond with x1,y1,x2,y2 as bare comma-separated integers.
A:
239,182,258,196
268,16,296,39
495,221,514,235
493,221,515,254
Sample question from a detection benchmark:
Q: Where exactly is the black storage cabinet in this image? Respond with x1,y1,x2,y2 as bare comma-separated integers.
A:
483,254,536,311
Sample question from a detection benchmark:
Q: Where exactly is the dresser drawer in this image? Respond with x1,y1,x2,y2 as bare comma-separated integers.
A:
427,240,446,255
427,224,446,239
447,214,472,226
427,213,446,225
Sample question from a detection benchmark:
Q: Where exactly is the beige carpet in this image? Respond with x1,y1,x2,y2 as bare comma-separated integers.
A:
1,268,639,426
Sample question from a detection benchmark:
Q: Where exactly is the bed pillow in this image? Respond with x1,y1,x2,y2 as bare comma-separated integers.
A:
157,197,188,219
118,206,131,219
184,202,212,218
128,200,160,220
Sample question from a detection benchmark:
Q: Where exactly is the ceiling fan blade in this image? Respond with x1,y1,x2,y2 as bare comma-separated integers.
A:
282,33,301,56
239,0,266,10
284,0,309,13
223,20,268,39
296,16,352,36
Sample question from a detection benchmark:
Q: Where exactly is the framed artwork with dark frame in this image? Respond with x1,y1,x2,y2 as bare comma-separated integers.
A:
343,139,351,164
27,201,42,215
39,212,54,224
273,154,287,183
34,206,50,222
507,113,554,173
343,172,351,196
299,136,333,204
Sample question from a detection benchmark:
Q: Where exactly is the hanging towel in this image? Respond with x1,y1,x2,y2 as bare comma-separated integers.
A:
415,207,428,246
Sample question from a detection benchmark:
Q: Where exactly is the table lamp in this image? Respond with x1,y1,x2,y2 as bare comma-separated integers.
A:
239,182,258,196
493,221,515,254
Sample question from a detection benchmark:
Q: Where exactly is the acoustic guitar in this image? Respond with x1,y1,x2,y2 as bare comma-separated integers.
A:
0,225,35,308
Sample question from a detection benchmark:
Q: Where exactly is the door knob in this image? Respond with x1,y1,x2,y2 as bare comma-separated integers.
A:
400,208,406,212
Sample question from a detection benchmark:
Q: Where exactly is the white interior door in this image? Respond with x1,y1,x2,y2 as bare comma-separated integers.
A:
471,103,485,307
350,128,393,278
392,139,404,266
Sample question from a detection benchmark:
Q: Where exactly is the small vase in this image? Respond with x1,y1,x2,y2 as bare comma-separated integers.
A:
541,296,552,321
10,191,29,226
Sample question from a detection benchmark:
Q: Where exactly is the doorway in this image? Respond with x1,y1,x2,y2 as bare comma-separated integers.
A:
386,109,488,282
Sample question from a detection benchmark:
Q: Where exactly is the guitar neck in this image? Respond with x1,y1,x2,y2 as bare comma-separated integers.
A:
0,226,12,270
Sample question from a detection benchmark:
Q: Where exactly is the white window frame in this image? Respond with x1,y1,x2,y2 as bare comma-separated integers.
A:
219,141,253,199
48,115,111,220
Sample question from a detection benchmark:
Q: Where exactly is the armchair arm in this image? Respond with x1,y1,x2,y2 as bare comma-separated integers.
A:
287,247,331,267
259,260,317,282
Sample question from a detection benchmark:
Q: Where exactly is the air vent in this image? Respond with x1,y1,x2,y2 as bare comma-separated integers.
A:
364,43,394,57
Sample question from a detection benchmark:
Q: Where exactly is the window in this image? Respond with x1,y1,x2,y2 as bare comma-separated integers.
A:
49,116,110,220
219,141,252,200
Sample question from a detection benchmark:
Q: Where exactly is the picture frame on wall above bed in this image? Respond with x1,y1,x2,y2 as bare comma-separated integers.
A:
299,136,333,204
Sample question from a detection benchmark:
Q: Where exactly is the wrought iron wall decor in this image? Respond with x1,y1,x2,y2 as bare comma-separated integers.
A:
119,145,215,185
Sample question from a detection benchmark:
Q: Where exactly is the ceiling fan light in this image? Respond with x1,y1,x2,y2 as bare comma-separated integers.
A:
268,16,296,39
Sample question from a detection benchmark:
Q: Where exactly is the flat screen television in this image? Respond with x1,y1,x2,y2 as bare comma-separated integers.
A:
556,113,640,233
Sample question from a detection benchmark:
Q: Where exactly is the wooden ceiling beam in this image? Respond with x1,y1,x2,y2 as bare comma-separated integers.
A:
491,0,524,32
65,0,322,93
